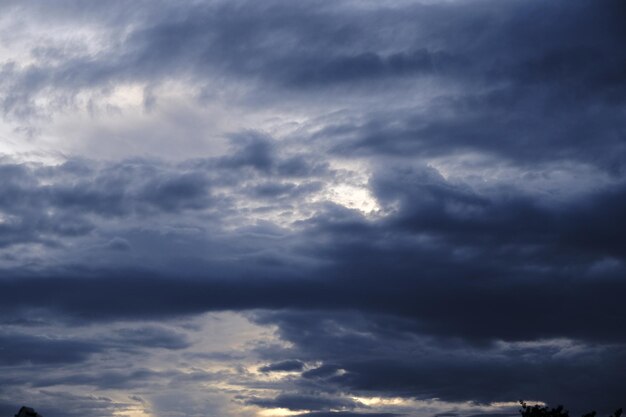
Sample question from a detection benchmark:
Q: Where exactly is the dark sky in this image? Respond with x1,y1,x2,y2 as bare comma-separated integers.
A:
0,1,625,416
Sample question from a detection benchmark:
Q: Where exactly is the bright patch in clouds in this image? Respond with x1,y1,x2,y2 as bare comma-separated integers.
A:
325,183,381,213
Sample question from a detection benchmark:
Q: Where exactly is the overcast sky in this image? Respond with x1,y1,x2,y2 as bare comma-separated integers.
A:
1,1,625,417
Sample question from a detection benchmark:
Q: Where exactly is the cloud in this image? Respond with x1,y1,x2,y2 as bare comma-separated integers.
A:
0,333,101,365
0,326,189,367
246,393,362,411
0,159,625,413
29,369,165,391
105,237,131,251
251,310,626,412
293,413,400,417
259,360,305,373
112,326,190,350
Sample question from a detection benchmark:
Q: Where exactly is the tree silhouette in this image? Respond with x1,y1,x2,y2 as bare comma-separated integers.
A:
520,401,622,417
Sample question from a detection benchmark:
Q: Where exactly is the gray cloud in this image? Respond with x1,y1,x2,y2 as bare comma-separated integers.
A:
246,393,362,412
250,310,626,413
0,333,101,366
259,360,305,373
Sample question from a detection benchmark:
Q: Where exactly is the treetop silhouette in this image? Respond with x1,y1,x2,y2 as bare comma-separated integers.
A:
520,401,622,417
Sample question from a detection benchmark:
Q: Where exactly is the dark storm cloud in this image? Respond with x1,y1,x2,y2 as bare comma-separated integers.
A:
0,158,210,217
27,369,164,390
26,367,220,391
3,170,625,411
34,0,626,95
123,1,460,88
250,310,626,413
0,326,189,367
0,149,325,249
13,390,126,417
302,365,344,380
0,333,101,365
369,165,626,260
0,159,208,251
0,398,121,417
279,49,463,88
220,133,276,172
259,360,305,373
300,0,626,172
1,164,626,341
217,132,328,179
48,161,212,215
2,160,626,410
2,0,625,175
0,135,344,310
2,0,622,133
1,0,373,117
246,393,362,411
1,224,625,344
322,90,626,171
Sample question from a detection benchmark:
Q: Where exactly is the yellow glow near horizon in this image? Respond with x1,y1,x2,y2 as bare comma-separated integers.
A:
113,405,151,417
352,395,412,406
258,408,301,417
